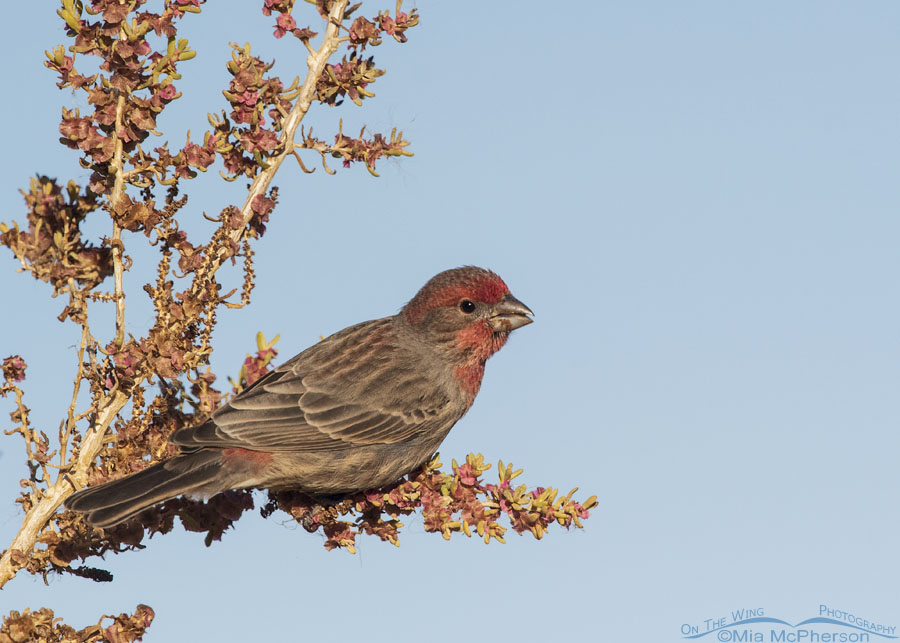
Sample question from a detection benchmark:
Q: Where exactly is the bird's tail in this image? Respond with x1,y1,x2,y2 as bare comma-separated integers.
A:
66,450,228,528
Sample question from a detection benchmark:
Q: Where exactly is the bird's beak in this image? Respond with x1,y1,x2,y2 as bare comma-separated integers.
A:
489,294,534,332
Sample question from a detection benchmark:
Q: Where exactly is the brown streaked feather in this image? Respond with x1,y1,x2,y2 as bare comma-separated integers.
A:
170,317,456,453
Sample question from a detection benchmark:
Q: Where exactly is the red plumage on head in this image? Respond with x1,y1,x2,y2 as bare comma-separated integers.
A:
402,266,509,324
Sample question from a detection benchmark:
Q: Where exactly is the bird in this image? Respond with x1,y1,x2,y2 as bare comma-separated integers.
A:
67,266,533,527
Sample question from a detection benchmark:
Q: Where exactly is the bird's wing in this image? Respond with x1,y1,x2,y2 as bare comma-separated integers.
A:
171,318,452,452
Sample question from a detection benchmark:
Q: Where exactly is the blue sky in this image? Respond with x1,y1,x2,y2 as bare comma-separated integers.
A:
2,2,899,640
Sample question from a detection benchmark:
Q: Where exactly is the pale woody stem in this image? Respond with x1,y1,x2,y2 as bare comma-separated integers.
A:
0,0,351,591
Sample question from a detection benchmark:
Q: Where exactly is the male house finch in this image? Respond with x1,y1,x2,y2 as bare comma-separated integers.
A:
68,266,533,527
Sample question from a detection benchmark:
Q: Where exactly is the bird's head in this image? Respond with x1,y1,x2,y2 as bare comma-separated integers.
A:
401,266,533,394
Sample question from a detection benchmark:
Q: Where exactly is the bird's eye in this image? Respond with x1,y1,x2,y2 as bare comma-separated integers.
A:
459,299,476,314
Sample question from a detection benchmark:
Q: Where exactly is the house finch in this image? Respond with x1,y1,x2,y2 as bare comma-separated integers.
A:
67,266,533,527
